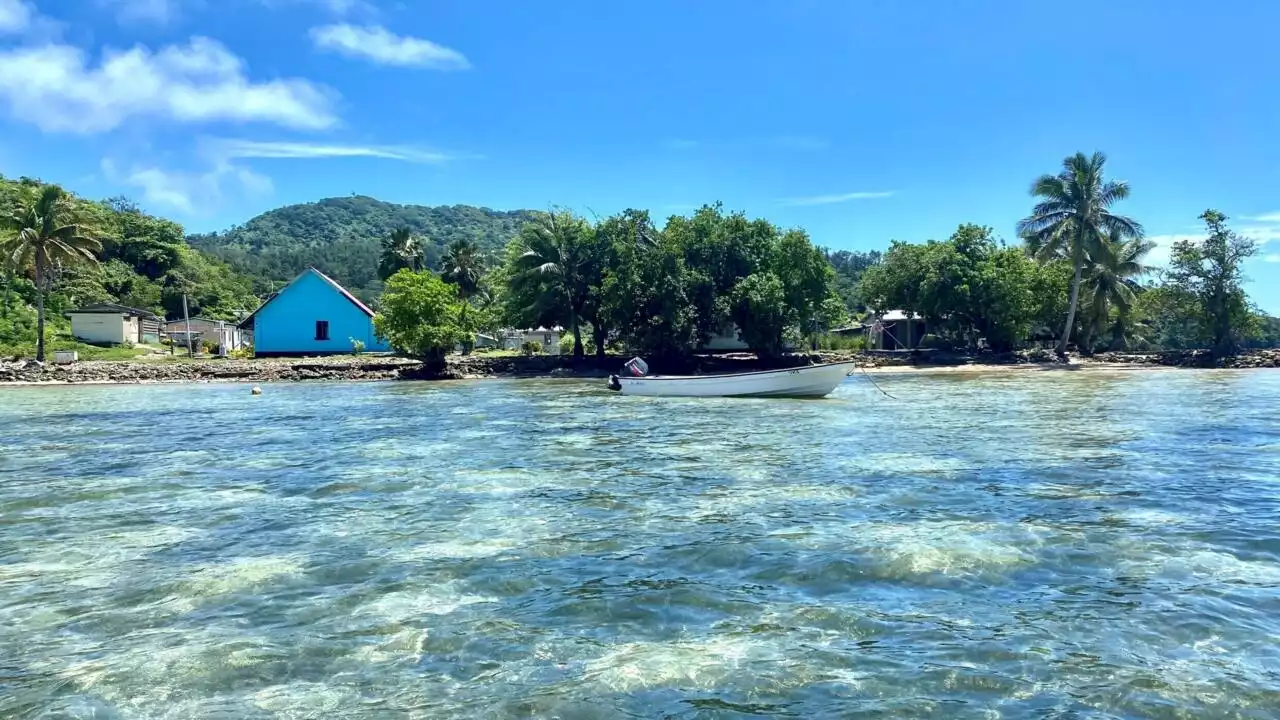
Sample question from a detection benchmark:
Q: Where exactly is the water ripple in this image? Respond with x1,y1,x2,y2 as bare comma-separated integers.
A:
2,371,1280,717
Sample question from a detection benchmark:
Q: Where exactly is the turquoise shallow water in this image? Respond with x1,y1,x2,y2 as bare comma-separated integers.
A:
2,370,1280,718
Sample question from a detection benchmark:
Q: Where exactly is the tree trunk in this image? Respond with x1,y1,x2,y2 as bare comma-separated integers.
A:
593,323,607,362
35,248,47,363
459,302,472,356
570,311,584,361
1057,245,1085,357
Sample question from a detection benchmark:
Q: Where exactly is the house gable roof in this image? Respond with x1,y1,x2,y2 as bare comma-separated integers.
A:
238,267,374,329
65,303,160,318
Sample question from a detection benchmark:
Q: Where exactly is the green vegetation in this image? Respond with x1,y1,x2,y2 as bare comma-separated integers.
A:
5,156,1278,364
498,203,839,361
1168,210,1258,354
189,196,533,302
1,184,103,361
1,175,258,360
1017,152,1144,355
378,227,424,280
372,269,465,370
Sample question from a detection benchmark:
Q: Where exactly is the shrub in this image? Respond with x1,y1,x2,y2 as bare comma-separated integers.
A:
350,337,365,355
521,341,541,356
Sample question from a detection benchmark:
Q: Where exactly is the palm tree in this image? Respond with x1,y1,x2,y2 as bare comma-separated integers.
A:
441,238,484,353
511,210,591,361
0,185,102,362
378,227,423,280
1079,234,1155,354
1017,152,1144,356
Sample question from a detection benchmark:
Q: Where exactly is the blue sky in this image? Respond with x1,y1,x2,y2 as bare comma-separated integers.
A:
2,0,1279,310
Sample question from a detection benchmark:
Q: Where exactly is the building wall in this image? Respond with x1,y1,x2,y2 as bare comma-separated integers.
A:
67,313,127,344
253,271,390,355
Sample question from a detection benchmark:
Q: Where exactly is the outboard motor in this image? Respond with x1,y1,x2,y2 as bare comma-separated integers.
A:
623,357,650,377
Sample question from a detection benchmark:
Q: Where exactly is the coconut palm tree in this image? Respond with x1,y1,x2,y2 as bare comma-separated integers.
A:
1078,234,1155,353
1017,152,1144,355
440,238,485,353
510,210,592,361
1,185,102,362
378,227,423,280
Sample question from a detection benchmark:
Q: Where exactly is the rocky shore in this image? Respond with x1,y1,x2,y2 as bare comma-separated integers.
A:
2,348,1278,385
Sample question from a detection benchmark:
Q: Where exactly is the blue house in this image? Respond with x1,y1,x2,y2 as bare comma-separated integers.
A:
240,267,390,356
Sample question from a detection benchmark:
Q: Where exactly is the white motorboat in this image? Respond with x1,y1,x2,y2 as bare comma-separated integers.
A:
607,360,856,398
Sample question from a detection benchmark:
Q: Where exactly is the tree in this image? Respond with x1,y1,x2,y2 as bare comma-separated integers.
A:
440,238,484,353
373,269,464,370
858,224,1042,351
0,185,103,361
1078,234,1154,353
1017,151,1144,355
771,229,837,346
378,227,424,280
601,228,699,359
730,272,792,357
1169,210,1258,355
509,210,593,361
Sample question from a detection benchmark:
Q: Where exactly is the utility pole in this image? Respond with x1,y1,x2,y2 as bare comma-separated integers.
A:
183,293,193,358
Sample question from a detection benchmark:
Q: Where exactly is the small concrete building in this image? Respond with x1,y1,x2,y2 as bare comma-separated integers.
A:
65,303,162,345
166,317,247,353
239,267,389,357
869,310,925,350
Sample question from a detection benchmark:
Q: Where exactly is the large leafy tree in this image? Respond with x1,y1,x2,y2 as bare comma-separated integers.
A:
378,227,424,280
1169,210,1257,355
1017,151,1144,356
508,209,593,360
373,269,464,371
858,224,1041,351
1,185,103,361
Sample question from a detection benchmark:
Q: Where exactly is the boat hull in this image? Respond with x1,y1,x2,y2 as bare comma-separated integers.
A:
616,362,855,398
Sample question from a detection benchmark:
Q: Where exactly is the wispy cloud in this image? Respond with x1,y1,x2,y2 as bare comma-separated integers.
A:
310,24,470,69
1244,211,1280,223
102,157,272,216
781,191,894,206
1264,254,1280,263
0,36,336,133
208,139,466,163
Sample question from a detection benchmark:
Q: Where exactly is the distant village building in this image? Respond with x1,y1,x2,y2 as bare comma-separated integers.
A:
869,310,925,350
499,327,562,355
65,303,162,345
165,318,247,353
239,267,390,357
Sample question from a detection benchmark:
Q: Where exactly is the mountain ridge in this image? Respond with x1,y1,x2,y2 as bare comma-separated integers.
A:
188,195,537,300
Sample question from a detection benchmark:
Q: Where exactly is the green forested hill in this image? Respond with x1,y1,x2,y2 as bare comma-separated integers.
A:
187,196,536,300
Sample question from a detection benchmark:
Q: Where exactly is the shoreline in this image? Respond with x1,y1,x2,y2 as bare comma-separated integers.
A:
2,349,1277,387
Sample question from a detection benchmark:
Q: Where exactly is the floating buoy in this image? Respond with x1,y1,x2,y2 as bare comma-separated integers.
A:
251,386,262,395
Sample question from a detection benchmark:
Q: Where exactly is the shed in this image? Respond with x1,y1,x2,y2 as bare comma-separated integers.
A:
65,303,162,345
238,268,389,356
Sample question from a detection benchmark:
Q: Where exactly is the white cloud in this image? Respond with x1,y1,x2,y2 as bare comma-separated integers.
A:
98,0,180,24
0,0,33,33
0,37,336,133
310,24,470,69
1244,211,1280,223
102,157,273,216
208,138,463,163
1264,254,1280,263
781,191,895,206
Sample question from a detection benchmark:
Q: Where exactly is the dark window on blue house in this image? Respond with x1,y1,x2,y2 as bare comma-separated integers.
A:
315,320,330,341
